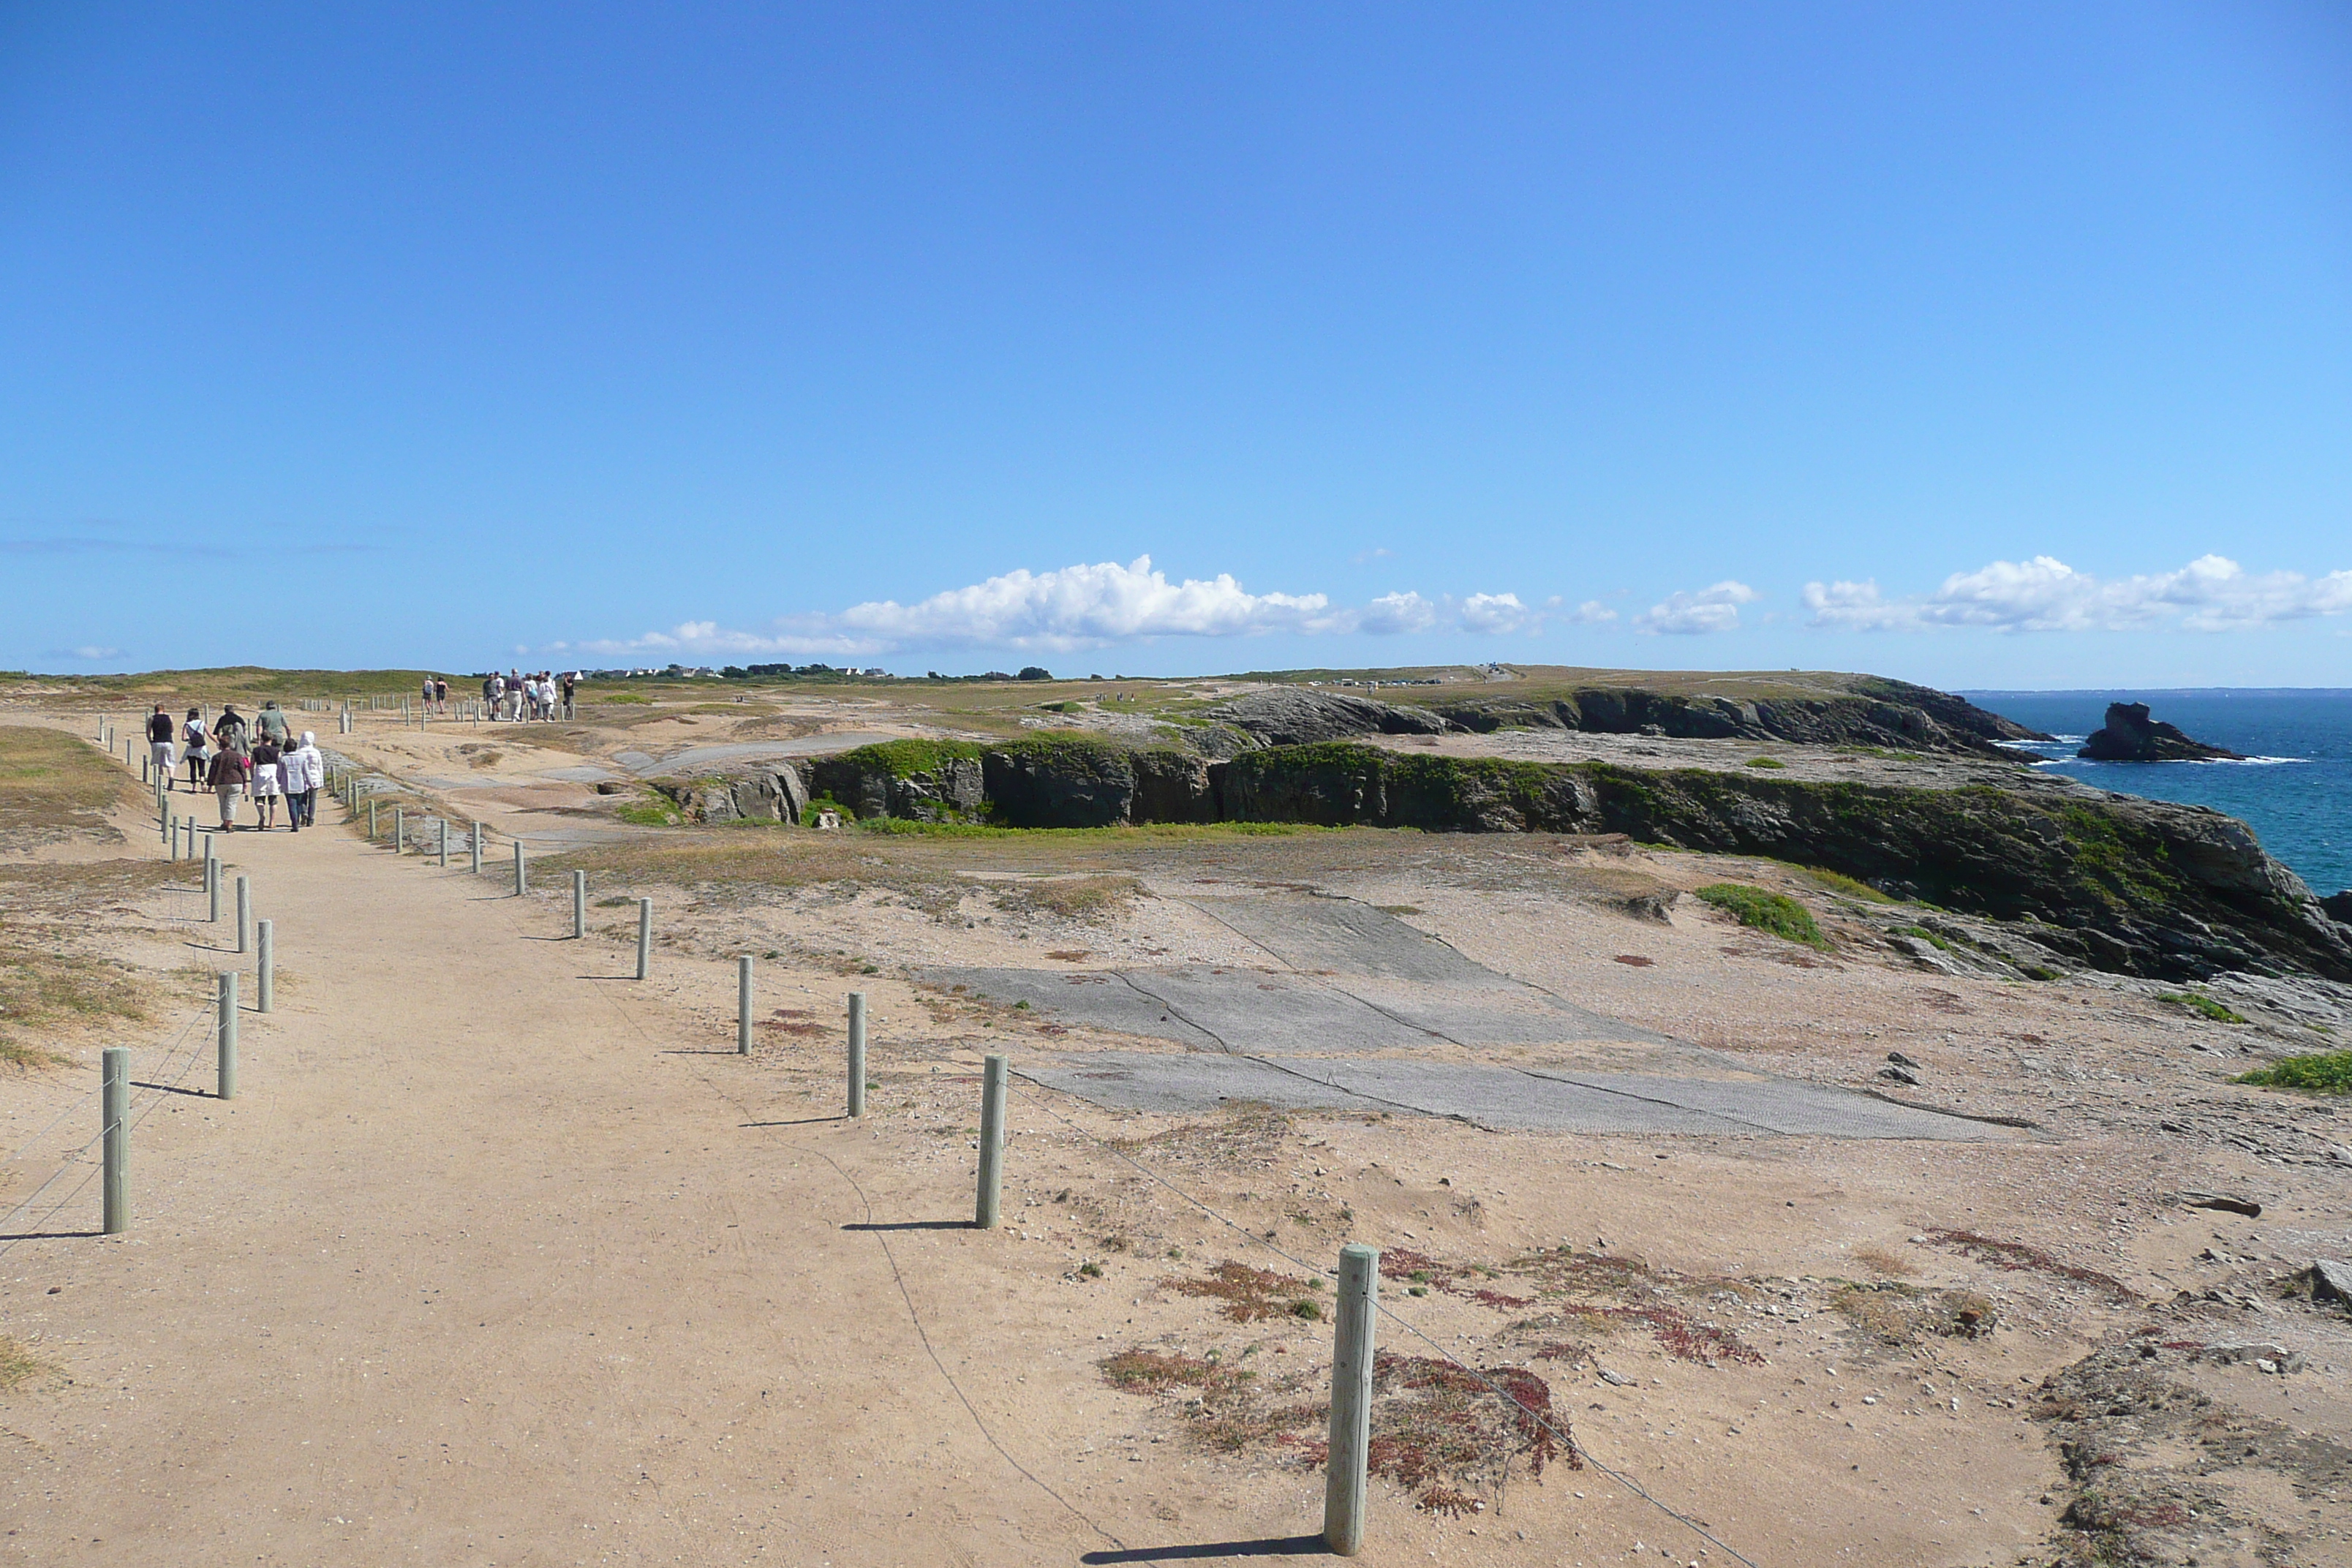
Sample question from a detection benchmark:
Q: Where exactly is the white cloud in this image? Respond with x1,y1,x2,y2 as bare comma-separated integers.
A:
568,556,1541,658
1456,592,1534,634
1803,554,2352,633
70,645,120,660
1634,581,1760,636
1567,599,1618,625
1355,590,1439,635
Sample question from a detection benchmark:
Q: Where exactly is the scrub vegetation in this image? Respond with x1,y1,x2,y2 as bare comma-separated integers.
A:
2234,1052,2352,1095
1693,883,1832,949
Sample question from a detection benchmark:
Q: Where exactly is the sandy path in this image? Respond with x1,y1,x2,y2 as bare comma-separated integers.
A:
0,796,1310,1566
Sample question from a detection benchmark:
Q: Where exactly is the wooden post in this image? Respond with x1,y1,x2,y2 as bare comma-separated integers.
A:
572,870,586,938
438,818,448,867
369,798,378,839
513,840,527,896
635,898,652,979
207,847,221,924
847,992,867,1115
102,1047,129,1235
394,806,404,853
1323,1244,1381,1555
738,956,754,1055
216,971,239,1100
235,875,251,954
470,821,481,875
257,920,274,1014
975,1054,1006,1228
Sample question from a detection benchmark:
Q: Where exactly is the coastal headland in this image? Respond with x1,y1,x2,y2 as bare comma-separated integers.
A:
2,663,2348,1568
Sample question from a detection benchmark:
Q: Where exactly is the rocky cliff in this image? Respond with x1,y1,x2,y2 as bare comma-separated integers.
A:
1422,676,2048,757
1200,674,2049,758
1215,743,2351,983
799,737,1218,828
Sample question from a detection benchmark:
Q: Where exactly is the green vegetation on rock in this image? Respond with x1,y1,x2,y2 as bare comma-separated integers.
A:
2160,992,2247,1025
1693,883,1832,949
834,739,986,779
2233,1052,2352,1094
1800,866,1895,902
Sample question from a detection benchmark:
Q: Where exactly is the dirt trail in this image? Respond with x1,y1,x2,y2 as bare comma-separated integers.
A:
0,788,1307,1566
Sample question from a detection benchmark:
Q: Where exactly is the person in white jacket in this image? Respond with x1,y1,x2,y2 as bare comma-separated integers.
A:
282,731,325,832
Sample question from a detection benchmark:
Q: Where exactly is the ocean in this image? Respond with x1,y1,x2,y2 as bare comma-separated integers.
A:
1961,689,2352,900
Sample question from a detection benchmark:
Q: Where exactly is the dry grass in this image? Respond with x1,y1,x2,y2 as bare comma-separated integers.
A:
1163,1261,1325,1323
0,861,176,1067
1384,1245,1768,1365
1362,1353,1573,1506
1926,1229,2136,1302
0,726,145,842
0,925,153,1068
1831,1283,1999,1343
0,1335,52,1392
1850,1244,1918,1278
992,875,1143,921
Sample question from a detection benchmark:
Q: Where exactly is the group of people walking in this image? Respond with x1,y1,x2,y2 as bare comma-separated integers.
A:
483,669,573,722
420,675,452,716
149,701,324,832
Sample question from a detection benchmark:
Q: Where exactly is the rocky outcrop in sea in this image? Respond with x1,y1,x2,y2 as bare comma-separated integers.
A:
2079,701,2245,762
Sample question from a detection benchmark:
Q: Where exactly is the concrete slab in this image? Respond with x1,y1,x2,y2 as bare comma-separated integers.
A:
1020,1052,2009,1139
948,895,2018,1142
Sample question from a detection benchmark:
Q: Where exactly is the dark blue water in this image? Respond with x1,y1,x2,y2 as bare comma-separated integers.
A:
1960,690,2352,899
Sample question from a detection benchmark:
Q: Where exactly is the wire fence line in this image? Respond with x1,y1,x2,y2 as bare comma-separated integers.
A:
0,995,215,1263
3,731,244,1256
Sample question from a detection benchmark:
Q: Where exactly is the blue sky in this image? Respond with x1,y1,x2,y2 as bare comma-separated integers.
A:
3,3,2348,685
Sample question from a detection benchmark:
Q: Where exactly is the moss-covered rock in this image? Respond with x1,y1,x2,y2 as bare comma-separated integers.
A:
981,736,1138,828
809,741,984,823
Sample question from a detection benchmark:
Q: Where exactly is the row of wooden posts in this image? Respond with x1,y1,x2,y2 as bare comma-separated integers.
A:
101,739,270,1244
98,717,1387,1556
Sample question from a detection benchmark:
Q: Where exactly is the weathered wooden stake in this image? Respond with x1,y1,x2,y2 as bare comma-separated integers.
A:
975,1053,1006,1228
847,992,867,1115
1323,1243,1382,1556
635,898,652,979
394,806,404,853
738,956,755,1055
235,875,251,954
257,919,274,1013
216,971,239,1100
513,840,527,895
438,818,448,867
102,1047,129,1235
369,798,378,839
470,821,482,875
207,852,221,924
572,870,586,938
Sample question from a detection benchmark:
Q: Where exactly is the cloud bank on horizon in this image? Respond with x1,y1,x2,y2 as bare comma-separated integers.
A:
554,551,2351,664
556,555,1548,660
1806,555,2352,635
